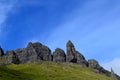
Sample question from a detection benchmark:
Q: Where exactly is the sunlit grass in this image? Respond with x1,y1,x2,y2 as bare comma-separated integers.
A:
0,62,114,80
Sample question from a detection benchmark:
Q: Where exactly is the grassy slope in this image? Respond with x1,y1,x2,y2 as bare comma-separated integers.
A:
0,62,114,80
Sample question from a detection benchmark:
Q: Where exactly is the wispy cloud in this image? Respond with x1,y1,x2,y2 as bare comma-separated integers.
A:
102,58,120,76
44,0,120,51
0,0,17,38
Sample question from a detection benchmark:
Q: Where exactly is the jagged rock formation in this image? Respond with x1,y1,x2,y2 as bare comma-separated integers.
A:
66,40,88,66
88,59,120,80
53,48,66,62
14,42,52,63
88,59,109,73
111,68,117,80
0,40,120,79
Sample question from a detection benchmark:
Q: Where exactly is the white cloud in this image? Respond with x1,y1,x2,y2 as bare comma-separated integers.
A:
102,58,120,76
0,0,17,37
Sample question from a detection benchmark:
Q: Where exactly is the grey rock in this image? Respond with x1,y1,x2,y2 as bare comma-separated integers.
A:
88,59,119,78
111,68,117,79
111,68,120,80
66,40,87,66
76,51,88,66
0,46,4,57
15,48,37,63
14,42,52,63
88,59,100,69
15,42,38,63
31,42,52,61
66,40,76,62
2,51,19,64
0,41,120,79
88,59,105,72
53,48,66,62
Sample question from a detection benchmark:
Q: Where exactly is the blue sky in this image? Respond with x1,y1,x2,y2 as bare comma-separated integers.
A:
0,0,120,75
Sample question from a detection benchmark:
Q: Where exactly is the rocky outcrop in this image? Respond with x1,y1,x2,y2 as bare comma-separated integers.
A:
88,59,100,69
88,59,109,73
111,68,117,79
14,48,37,63
53,48,66,62
88,59,120,79
14,42,52,63
30,42,52,61
0,40,119,79
2,51,19,64
66,40,88,66
111,68,120,80
0,42,52,64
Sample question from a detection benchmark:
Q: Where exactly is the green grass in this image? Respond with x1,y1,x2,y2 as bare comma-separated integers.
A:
0,62,114,80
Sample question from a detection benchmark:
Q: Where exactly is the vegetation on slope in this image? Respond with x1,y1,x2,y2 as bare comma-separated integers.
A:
0,62,114,80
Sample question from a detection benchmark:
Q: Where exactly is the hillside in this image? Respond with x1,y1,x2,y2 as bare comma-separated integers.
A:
0,40,119,80
0,62,114,80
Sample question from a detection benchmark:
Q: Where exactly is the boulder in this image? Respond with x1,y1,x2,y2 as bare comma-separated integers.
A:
88,59,100,69
53,48,66,62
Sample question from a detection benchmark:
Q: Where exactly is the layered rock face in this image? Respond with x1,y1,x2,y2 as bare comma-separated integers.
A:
53,48,66,62
66,40,88,66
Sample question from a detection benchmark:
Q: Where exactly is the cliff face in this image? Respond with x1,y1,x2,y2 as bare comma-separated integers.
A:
0,40,119,79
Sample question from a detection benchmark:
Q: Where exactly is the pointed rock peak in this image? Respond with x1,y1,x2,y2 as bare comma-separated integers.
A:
111,68,117,79
0,46,4,57
111,68,114,73
111,68,115,76
66,40,74,47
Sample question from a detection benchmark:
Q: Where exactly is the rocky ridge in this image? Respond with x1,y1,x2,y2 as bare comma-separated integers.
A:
0,40,119,79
